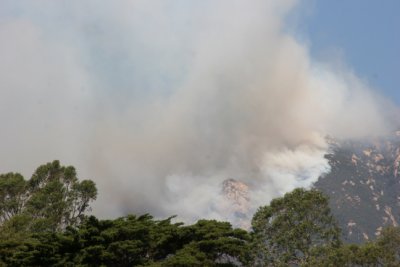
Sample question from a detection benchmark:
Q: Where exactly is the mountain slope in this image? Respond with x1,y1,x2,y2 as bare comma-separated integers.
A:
314,133,400,243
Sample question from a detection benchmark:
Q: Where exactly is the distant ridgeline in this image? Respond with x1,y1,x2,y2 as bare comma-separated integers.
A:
315,132,400,243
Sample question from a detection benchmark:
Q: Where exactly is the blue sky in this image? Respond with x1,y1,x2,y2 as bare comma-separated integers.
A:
296,0,400,104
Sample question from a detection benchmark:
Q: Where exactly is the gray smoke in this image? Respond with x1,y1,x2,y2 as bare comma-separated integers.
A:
0,0,396,224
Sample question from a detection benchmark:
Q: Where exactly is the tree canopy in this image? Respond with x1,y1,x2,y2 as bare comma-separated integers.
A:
0,160,97,234
251,188,341,266
1,161,400,266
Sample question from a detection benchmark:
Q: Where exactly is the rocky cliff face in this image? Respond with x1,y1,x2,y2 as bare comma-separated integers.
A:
221,178,251,228
314,133,400,243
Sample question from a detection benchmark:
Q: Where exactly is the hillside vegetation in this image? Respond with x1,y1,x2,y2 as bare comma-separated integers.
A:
1,161,399,266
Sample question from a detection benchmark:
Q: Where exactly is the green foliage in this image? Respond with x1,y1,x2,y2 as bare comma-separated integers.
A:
0,215,250,266
26,160,98,230
251,188,341,266
299,226,400,266
72,214,178,266
71,216,250,266
0,160,97,234
0,173,26,224
164,220,251,266
376,226,400,265
2,163,400,267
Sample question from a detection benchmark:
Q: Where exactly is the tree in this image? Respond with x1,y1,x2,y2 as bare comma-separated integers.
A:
0,215,251,267
0,173,27,224
305,227,400,266
303,243,381,267
375,226,400,265
251,188,341,266
0,160,97,233
58,214,184,267
164,220,251,266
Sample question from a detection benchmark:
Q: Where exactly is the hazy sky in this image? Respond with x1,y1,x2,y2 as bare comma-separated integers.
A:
1,1,398,102
295,0,400,104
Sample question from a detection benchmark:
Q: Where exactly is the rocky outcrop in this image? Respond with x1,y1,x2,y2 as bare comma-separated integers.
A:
221,178,251,228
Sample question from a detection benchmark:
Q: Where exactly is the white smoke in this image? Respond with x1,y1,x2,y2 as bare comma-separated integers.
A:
0,0,396,225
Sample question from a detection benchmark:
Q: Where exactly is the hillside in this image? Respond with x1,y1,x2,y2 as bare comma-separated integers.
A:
315,133,400,243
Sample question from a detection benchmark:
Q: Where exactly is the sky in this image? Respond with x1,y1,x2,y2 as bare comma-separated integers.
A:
0,0,398,224
1,1,398,101
294,0,400,104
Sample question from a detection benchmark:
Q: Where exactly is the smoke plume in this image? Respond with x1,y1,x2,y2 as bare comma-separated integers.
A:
0,0,396,224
